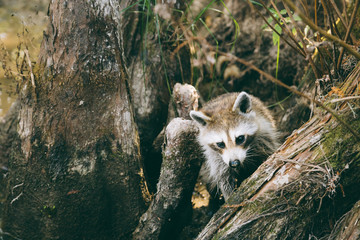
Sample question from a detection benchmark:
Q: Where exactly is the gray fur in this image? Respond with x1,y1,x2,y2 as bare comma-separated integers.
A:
190,92,279,200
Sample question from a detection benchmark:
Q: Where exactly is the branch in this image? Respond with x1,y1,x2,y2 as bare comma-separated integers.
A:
172,83,200,119
283,0,360,60
132,118,204,239
214,48,360,141
133,84,203,239
336,0,360,69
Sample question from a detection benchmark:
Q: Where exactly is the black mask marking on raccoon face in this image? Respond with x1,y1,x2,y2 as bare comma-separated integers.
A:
235,135,246,145
216,141,226,149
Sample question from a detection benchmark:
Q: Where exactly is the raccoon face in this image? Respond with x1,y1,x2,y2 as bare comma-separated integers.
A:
190,92,258,168
197,122,258,168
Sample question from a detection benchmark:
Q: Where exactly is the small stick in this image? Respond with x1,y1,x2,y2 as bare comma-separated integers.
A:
252,0,306,57
283,0,360,60
214,48,360,141
336,0,360,70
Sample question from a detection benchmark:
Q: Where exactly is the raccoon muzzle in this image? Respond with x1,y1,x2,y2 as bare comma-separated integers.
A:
229,159,240,168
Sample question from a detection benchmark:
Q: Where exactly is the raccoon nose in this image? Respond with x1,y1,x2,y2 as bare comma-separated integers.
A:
229,159,240,168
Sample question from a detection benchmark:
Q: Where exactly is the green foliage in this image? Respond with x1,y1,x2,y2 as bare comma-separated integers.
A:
261,8,301,46
260,6,302,106
41,205,57,218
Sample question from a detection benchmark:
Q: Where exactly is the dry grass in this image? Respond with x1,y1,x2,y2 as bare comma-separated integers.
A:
0,2,48,117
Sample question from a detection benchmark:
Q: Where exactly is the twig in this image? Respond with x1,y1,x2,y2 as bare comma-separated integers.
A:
347,102,357,118
314,0,326,72
336,0,360,70
247,0,306,58
24,49,35,88
327,5,341,72
171,36,203,58
269,1,292,36
212,47,360,141
12,182,24,194
322,0,342,40
330,96,360,103
281,1,320,79
10,192,23,205
298,0,309,17
314,0,318,40
283,0,360,60
341,0,349,24
328,0,348,31
267,0,306,56
0,229,23,240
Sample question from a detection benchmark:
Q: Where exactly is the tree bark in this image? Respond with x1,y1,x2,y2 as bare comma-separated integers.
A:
196,63,360,239
133,118,204,240
125,0,191,193
133,83,201,239
328,199,360,240
1,0,358,239
2,0,151,239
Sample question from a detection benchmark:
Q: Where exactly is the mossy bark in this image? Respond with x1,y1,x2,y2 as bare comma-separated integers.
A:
1,0,151,239
196,63,360,239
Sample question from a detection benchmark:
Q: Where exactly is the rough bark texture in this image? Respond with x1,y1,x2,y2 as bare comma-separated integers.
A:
2,0,151,239
133,118,204,240
0,101,20,171
172,83,200,119
0,100,21,219
196,63,360,239
328,199,360,240
133,83,201,239
126,3,191,193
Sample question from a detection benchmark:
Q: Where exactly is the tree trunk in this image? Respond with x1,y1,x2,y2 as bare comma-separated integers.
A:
133,118,203,240
196,63,360,239
2,0,152,239
127,16,191,192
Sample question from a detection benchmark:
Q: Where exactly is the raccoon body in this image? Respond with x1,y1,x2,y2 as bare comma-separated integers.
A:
190,92,279,200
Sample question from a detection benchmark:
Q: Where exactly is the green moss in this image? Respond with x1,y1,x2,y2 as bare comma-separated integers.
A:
319,114,360,171
212,235,219,240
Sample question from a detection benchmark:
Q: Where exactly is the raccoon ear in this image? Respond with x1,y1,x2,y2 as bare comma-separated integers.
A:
232,92,252,114
190,111,211,126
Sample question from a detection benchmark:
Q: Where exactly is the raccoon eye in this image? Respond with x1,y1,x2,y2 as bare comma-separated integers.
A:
216,141,226,149
235,135,246,145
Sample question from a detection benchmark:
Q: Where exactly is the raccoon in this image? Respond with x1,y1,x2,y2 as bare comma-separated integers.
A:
190,92,279,200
